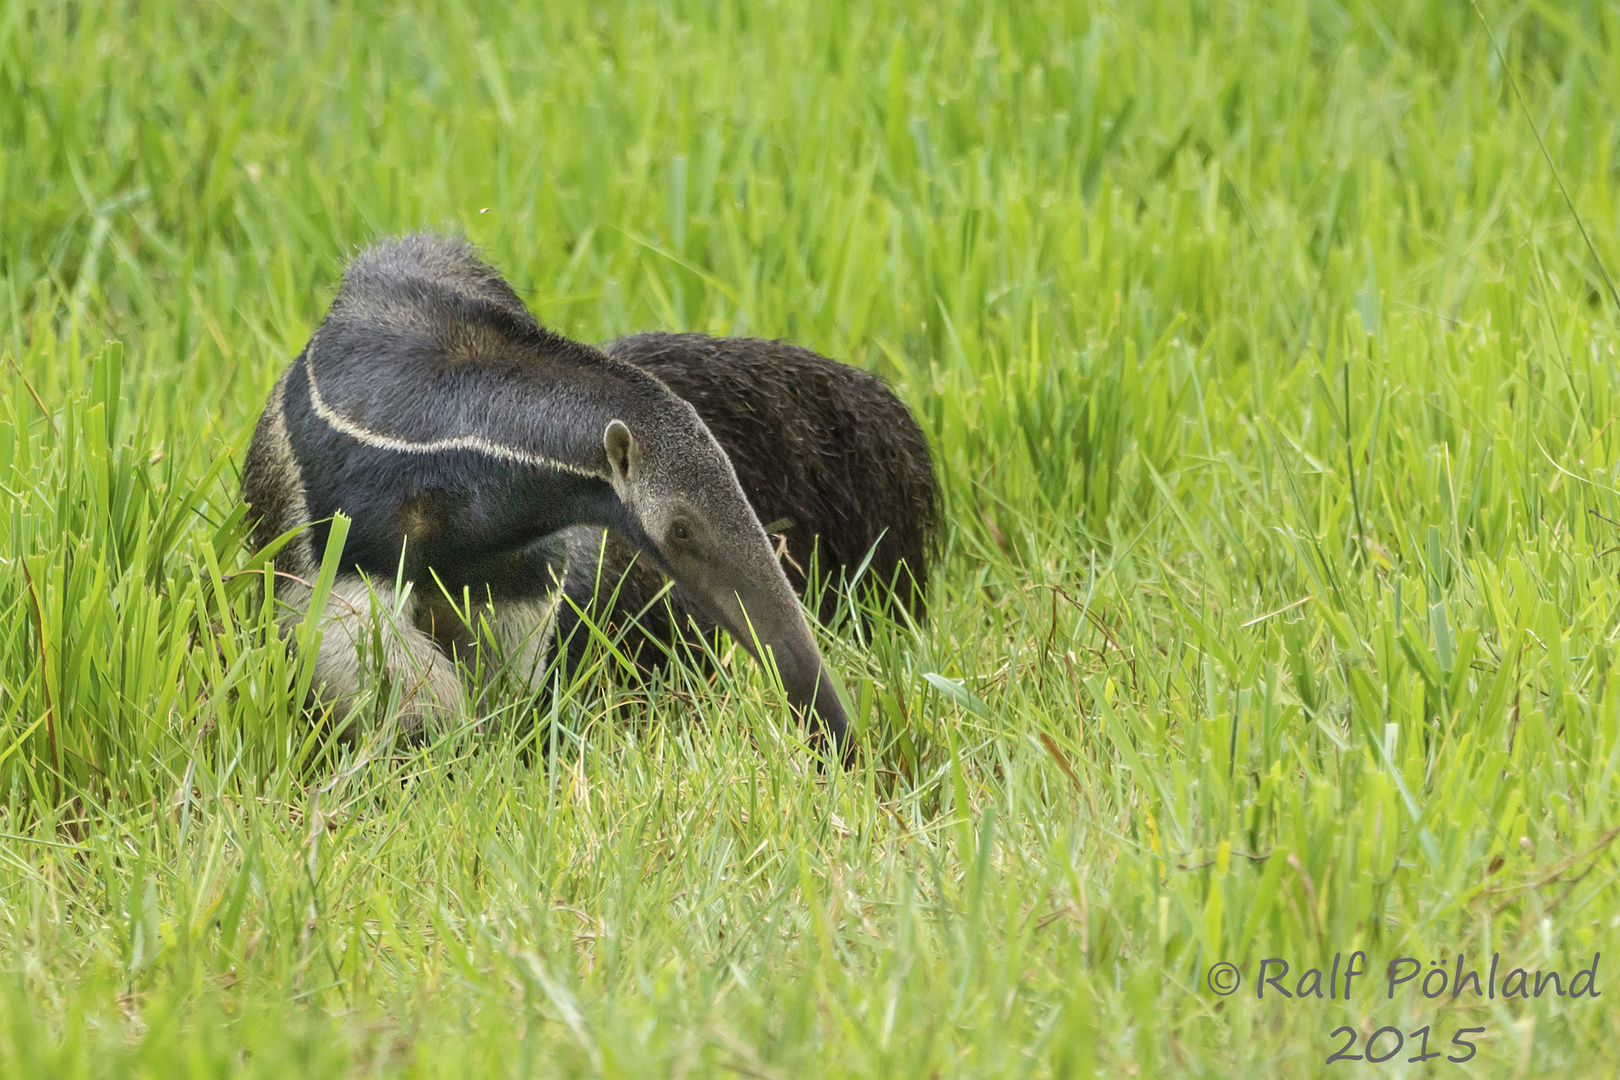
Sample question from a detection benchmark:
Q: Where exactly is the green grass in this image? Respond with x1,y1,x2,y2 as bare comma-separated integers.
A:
5,0,1620,1075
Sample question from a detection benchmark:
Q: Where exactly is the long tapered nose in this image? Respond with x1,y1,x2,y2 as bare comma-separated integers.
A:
708,573,853,763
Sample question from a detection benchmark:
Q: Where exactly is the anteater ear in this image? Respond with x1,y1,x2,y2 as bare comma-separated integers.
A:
604,419,639,483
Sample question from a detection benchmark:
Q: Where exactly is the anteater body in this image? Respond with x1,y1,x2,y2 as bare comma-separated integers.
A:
242,235,851,755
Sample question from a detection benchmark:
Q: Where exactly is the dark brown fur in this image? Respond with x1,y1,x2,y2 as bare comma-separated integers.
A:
556,333,938,672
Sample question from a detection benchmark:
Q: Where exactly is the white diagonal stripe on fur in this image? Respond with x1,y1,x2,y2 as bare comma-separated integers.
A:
302,353,608,480
265,371,318,575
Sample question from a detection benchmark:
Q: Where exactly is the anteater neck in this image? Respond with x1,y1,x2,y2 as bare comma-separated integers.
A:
260,236,683,597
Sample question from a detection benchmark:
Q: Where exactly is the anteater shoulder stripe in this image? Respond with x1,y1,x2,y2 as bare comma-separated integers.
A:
301,351,608,480
266,367,317,575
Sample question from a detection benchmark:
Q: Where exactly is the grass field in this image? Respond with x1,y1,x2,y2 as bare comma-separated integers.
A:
5,1,1620,1075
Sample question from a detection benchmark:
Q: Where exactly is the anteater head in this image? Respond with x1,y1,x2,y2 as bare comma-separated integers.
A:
596,398,851,761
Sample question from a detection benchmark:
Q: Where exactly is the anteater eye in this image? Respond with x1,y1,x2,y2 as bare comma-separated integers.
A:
669,521,693,545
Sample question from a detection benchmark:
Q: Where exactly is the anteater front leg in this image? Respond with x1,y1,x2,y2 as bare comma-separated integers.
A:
482,592,565,688
412,539,571,726
488,538,573,693
279,574,465,741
